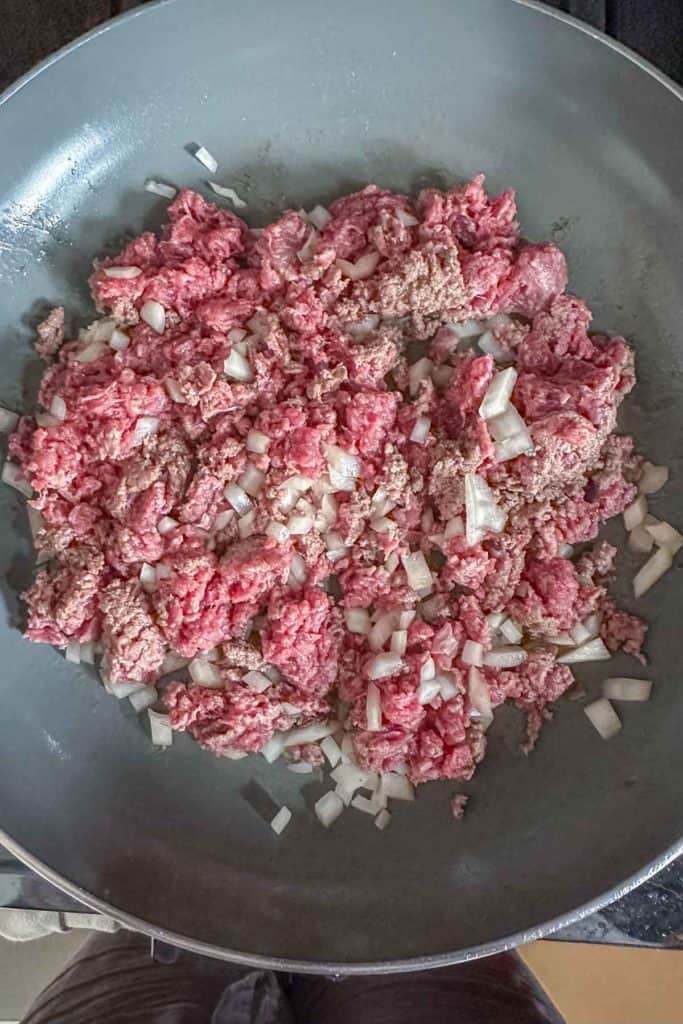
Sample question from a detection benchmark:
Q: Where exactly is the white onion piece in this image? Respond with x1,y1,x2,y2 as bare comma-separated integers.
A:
224,348,253,382
345,314,381,337
410,415,431,444
208,181,246,208
321,735,342,767
331,763,377,794
396,609,415,629
288,761,314,774
0,406,18,434
2,461,32,497
192,145,218,173
623,494,647,532
139,562,157,593
487,611,506,629
103,265,142,279
462,640,483,667
284,721,337,747
238,511,256,539
384,551,399,574
260,734,286,763
603,677,652,702
73,340,107,363
438,672,460,701
246,429,271,454
326,446,361,491
79,641,95,665
148,709,173,747
224,483,252,516
479,367,518,420
213,509,234,531
369,612,395,651
308,204,331,230
368,652,404,680
478,330,511,362
129,687,157,713
242,670,271,693
465,473,506,545
496,432,535,463
560,543,574,558
468,666,493,729
345,608,371,635
417,678,441,705
237,464,265,497
482,646,527,669
106,680,147,699
569,620,591,646
48,395,66,421
487,403,528,442
189,659,221,687
270,806,292,835
351,793,384,815
408,357,433,397
157,516,179,535
557,637,611,664
639,462,669,495
377,772,414,802
161,651,191,674
629,524,654,554
133,416,160,446
366,682,382,731
297,226,318,263
140,300,166,334
633,546,673,598
375,809,392,830
396,208,419,227
401,551,433,592
314,791,344,828
420,656,436,682
144,179,177,199
287,514,314,536
444,516,464,539
584,698,621,740
65,640,81,664
319,493,338,526
499,618,523,644
390,629,408,656
336,251,380,280
453,318,483,339
645,520,683,554
288,552,307,586
266,520,289,543
109,328,130,352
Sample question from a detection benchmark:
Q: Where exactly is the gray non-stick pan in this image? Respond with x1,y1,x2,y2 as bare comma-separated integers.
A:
0,0,681,973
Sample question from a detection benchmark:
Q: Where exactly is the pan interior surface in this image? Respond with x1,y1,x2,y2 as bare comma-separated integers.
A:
0,0,681,970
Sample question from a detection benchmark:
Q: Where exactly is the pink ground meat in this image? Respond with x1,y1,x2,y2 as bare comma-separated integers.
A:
13,175,649,783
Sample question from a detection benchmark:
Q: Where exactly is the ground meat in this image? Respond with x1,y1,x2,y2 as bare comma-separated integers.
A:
12,174,654,796
450,794,469,820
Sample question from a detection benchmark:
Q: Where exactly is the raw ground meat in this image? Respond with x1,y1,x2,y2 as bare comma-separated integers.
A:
10,175,650,789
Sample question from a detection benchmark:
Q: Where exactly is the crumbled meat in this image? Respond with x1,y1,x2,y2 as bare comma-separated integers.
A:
35,307,65,360
99,578,165,683
450,794,469,820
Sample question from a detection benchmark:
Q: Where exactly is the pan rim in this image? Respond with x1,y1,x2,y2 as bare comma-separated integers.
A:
0,0,681,973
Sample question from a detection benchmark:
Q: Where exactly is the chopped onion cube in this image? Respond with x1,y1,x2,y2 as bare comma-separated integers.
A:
366,682,382,730
161,651,190,674
331,763,377,794
140,300,166,333
390,629,408,656
410,415,431,444
213,509,235,531
133,416,160,445
237,463,265,497
109,328,130,351
314,791,344,828
444,516,464,539
189,659,221,687
49,395,66,421
557,637,611,664
465,473,506,545
260,734,286,763
321,735,342,768
603,677,652,702
139,562,157,593
379,772,415,801
499,618,523,644
148,709,173,747
560,543,574,558
645,520,683,554
246,429,271,454
345,314,381,337
453,318,483,339
495,432,535,463
375,809,392,830
0,406,19,433
479,367,518,420
224,348,253,382
103,265,142,279
242,670,271,693
157,516,179,535
336,251,380,280
639,462,669,495
287,514,314,535
79,641,96,665
352,793,384,815
482,646,527,669
144,179,177,199
420,656,436,682
288,761,314,774
105,680,147,699
569,620,591,646
129,687,157,713
284,721,337,746
345,608,371,635
270,806,292,835
623,494,647,532
401,551,433,592
2,461,33,497
478,330,511,362
65,640,81,664
308,204,331,230
368,652,404,680
487,611,505,629
396,208,419,227
191,144,218,174
238,510,255,539
417,678,441,705
584,698,621,740
629,525,654,554
266,520,289,543
408,357,433,397
208,181,247,208
326,446,361,491
438,672,460,701
224,483,252,516
385,551,399,574
487,403,528,442
633,546,673,598
288,552,307,586
462,640,483,666
468,665,493,729
369,612,395,651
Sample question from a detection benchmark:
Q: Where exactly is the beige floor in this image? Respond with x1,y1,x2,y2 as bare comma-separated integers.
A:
521,941,683,1024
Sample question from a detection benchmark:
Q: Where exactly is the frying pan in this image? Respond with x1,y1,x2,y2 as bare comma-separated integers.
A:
0,0,681,973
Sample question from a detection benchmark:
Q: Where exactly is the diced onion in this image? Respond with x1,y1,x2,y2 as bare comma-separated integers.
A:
191,145,218,173
208,181,246,208
462,640,483,666
134,416,160,445
487,403,528,442
246,429,271,454
224,483,252,516
465,473,506,545
499,618,523,644
379,772,415,802
495,432,535,463
144,179,177,199
260,734,286,763
243,670,271,693
106,680,147,699
80,641,96,665
352,793,385,815
288,552,307,586
633,546,673,598
396,208,419,227
336,251,380,280
345,314,381,337
139,562,157,593
368,652,404,680
401,551,433,592
157,516,179,535
603,677,652,702
266,520,289,543
73,339,107,363
308,204,331,230
109,328,130,351
103,265,142,279
479,367,518,420
345,608,371,634
560,543,575,558
420,656,436,682
321,735,342,767
557,637,611,664
482,646,527,668
2,461,33,497
390,629,407,656
629,525,654,554
385,551,399,574
288,762,314,774
468,666,493,729
375,809,392,830
438,672,460,701
584,698,621,740
408,357,433,397
237,463,265,498
314,791,344,828
284,721,338,746
417,678,441,705
487,611,505,629
453,318,483,339
331,763,377,796
189,658,221,687
270,806,292,835
645,520,683,554
49,395,66,421
130,687,158,713
444,516,464,539
65,640,81,664
478,330,511,362
148,709,173,747
368,612,395,651
237,511,256,539
0,406,19,433
224,348,253,382
287,514,314,535
623,494,647,532
140,300,166,333
410,415,431,444
366,682,382,730
638,462,669,495
161,651,191,674
326,446,361,491
213,509,235,531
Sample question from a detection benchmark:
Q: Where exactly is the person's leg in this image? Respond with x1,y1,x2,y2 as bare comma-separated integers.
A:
288,952,565,1024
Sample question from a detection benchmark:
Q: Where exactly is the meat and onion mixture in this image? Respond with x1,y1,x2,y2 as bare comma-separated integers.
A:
4,173,677,828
